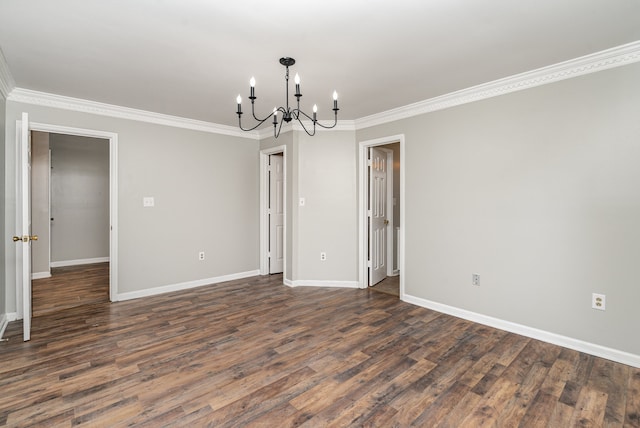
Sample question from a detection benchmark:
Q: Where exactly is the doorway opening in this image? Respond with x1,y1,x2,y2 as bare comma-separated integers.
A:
15,116,118,340
30,131,111,317
359,135,405,298
260,145,287,279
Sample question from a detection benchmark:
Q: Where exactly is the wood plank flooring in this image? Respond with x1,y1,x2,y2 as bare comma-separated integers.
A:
32,263,109,318
371,275,400,297
1,270,639,426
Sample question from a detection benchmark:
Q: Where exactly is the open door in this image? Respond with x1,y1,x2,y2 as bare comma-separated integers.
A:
14,112,35,341
368,147,387,286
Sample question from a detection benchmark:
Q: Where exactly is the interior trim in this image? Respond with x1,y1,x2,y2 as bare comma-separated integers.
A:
115,269,261,302
8,88,259,139
286,280,359,288
355,40,640,130
3,42,638,138
0,47,15,98
404,293,640,369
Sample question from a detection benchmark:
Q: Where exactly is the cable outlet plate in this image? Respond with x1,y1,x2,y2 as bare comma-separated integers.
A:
592,293,605,311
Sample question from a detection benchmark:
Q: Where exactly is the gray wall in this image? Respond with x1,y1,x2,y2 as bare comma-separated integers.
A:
50,133,109,264
357,62,640,356
260,129,358,283
4,102,259,310
296,130,357,281
30,131,50,275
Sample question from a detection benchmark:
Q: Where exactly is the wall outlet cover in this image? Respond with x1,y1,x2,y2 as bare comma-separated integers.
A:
592,293,606,311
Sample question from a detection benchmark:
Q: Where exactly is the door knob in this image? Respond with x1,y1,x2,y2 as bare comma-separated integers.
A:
12,235,38,242
384,219,389,225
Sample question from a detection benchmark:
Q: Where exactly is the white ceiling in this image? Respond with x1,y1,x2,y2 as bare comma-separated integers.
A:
1,0,639,128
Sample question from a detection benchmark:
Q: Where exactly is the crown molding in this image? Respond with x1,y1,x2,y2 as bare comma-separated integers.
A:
7,88,260,140
355,40,640,130
0,47,16,99
6,41,638,137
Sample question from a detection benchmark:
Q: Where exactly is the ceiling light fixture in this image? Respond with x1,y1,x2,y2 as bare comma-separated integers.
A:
236,57,339,138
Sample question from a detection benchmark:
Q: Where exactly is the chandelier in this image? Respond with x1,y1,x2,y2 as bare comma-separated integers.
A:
236,57,339,138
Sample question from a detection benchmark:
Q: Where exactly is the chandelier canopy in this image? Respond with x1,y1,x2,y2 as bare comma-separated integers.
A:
236,57,339,138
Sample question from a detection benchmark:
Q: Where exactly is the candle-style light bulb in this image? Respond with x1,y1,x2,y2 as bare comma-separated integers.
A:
295,73,301,97
333,91,338,101
250,77,256,87
313,104,317,122
237,95,242,104
333,91,338,110
273,108,278,125
249,77,256,99
236,95,242,114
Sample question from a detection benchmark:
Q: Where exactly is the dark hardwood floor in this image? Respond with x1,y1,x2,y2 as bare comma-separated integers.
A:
32,263,109,318
371,275,399,297
1,268,638,426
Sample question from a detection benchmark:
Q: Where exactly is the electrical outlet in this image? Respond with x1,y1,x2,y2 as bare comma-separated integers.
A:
143,196,154,207
299,197,306,206
592,293,605,311
198,251,205,261
472,274,480,286
320,252,327,261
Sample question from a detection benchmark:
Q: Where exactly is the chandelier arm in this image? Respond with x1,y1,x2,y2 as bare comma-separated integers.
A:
238,114,273,132
293,108,312,122
295,116,316,137
251,101,275,123
313,111,339,129
274,115,286,138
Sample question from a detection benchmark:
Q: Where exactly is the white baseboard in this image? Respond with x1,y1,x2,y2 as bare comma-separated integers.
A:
0,313,17,339
283,278,293,287
31,272,52,280
115,269,260,302
286,279,359,288
390,270,400,277
51,257,110,268
0,314,8,339
403,294,640,369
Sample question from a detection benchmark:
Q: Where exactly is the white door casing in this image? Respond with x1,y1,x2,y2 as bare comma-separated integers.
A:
259,145,286,279
15,120,118,324
16,113,32,341
369,147,387,286
358,134,405,298
269,154,284,274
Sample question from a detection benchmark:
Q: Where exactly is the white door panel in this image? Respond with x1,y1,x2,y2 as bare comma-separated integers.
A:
16,112,32,341
269,154,284,274
369,147,387,286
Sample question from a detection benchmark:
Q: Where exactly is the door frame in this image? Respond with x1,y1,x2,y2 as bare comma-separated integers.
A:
15,120,119,315
358,134,405,297
259,145,287,279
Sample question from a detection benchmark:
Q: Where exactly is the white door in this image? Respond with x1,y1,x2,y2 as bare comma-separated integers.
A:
369,147,387,286
269,154,284,274
15,112,33,341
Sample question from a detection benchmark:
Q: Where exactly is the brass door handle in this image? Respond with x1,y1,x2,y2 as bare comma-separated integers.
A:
384,220,389,225
12,235,38,243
